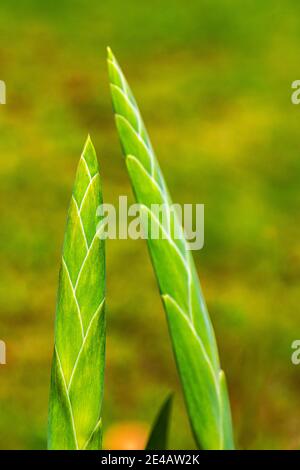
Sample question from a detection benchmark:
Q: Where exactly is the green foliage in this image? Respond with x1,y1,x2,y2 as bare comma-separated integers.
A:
108,49,234,450
1,0,300,450
146,394,173,450
48,137,106,450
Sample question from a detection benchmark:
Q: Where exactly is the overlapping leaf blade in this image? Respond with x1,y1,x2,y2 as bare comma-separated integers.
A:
108,49,234,450
48,137,105,450
146,394,173,450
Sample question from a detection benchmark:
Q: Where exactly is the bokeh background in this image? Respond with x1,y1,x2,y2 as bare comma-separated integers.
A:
1,0,300,450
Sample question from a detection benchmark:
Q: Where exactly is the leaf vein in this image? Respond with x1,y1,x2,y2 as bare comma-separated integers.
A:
72,196,89,250
67,299,105,393
62,258,84,339
54,345,79,449
79,173,99,213
162,293,223,441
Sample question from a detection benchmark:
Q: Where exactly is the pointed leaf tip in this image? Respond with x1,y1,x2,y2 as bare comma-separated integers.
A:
81,136,99,178
146,393,174,450
83,134,94,155
107,47,114,62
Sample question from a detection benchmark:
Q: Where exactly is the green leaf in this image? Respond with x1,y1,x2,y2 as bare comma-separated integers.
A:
146,394,173,450
108,49,234,450
48,136,106,450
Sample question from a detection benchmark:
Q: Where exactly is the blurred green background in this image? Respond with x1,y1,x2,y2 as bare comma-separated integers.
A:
1,0,300,450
